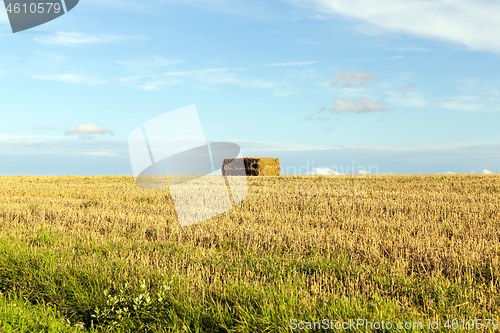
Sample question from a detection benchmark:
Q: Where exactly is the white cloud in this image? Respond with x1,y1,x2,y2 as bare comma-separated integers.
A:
317,82,369,97
332,69,377,87
309,14,329,20
0,134,124,158
385,46,430,52
304,167,382,176
265,61,317,67
439,101,492,113
0,134,66,143
164,68,278,87
440,95,500,113
134,79,183,91
321,98,386,113
305,167,344,175
309,0,500,53
120,68,278,90
117,58,176,67
31,74,108,85
483,169,494,174
388,95,426,108
65,124,114,139
238,143,478,153
192,85,215,91
116,56,180,73
35,32,127,46
232,140,341,152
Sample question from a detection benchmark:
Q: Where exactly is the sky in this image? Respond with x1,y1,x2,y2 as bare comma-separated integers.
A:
0,0,499,176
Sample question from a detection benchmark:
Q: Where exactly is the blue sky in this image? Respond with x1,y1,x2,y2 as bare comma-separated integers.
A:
0,0,499,175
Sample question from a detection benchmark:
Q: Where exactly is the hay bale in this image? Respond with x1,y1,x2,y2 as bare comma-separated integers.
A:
222,157,281,176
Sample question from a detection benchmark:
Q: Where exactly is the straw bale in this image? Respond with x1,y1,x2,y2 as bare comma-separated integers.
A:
222,157,281,176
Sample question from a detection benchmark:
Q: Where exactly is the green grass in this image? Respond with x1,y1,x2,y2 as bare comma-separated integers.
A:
0,292,84,332
0,175,499,332
0,229,497,332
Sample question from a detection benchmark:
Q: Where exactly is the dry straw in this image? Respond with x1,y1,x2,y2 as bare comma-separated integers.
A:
0,174,499,324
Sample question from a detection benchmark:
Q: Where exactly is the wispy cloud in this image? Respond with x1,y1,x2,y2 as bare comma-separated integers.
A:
116,56,181,73
34,32,131,46
308,14,329,21
232,140,340,152
134,78,183,91
329,69,378,88
483,169,494,174
120,67,278,90
440,101,487,113
308,0,500,53
163,68,278,87
386,86,426,108
388,95,426,108
1,132,498,176
234,141,500,176
0,134,67,143
265,61,317,67
385,46,430,52
438,96,495,113
31,74,108,85
321,98,386,113
334,69,377,87
65,123,114,140
0,134,125,160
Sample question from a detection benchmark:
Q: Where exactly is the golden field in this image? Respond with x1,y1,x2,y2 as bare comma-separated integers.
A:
0,174,499,332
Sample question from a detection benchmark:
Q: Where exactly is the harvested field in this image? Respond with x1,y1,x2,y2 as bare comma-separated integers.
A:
0,174,499,332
